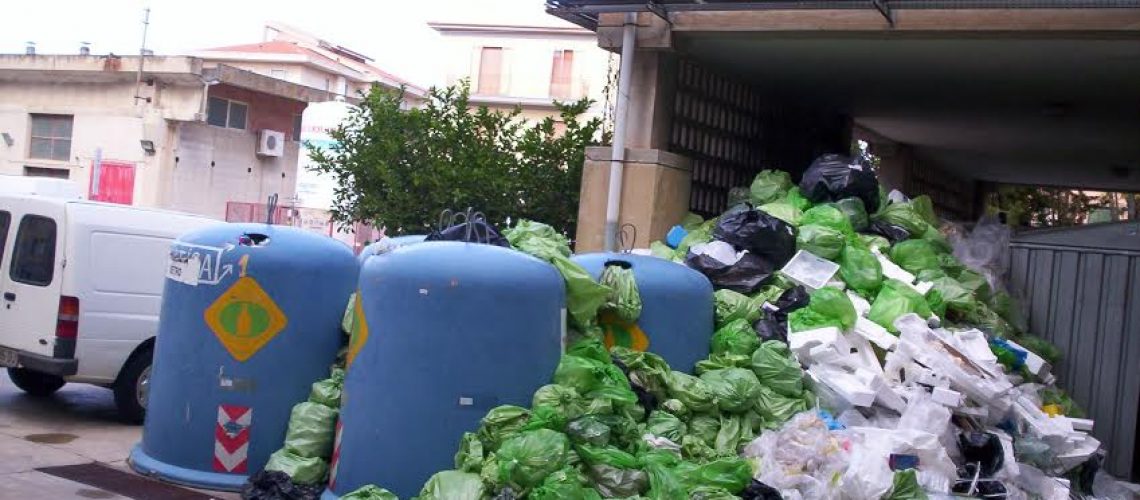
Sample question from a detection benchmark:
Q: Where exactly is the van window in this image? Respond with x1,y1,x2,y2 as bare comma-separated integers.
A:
0,211,10,268
10,215,57,286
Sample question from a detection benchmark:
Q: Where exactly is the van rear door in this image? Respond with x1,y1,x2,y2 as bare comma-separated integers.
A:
0,197,65,359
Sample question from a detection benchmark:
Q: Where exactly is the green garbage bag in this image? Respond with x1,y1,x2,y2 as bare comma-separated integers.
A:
678,458,753,494
875,202,930,236
650,241,675,260
341,293,357,334
839,244,883,297
859,234,891,253
644,459,687,500
308,377,342,408
675,224,714,258
759,201,803,227
264,448,328,485
504,220,571,255
681,435,719,462
660,399,690,420
496,429,571,490
681,213,705,231
714,289,762,327
416,470,485,500
340,485,398,500
915,268,947,283
785,187,813,212
283,402,338,458
834,197,870,231
525,404,571,432
965,303,1019,339
1041,387,1085,418
478,405,531,452
787,287,856,332
713,414,750,456
551,255,612,330
749,170,792,205
566,415,612,446
937,253,967,277
454,432,485,474
530,467,601,500
710,319,761,357
689,486,740,500
802,205,855,236
532,384,584,422
868,279,932,333
751,340,804,398
695,353,752,375
577,445,647,496
687,414,721,446
955,269,992,303
611,347,672,402
910,195,940,228
925,276,976,319
796,224,846,260
600,265,643,323
890,239,942,276
554,355,637,406
884,469,929,500
646,411,687,442
479,452,501,491
921,225,953,254
567,337,610,363
665,371,718,413
700,368,762,413
1016,335,1062,365
753,385,809,430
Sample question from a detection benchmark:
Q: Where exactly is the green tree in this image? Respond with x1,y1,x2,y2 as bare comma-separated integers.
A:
308,82,603,236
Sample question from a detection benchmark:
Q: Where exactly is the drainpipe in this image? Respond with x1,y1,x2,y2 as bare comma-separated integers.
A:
603,12,637,252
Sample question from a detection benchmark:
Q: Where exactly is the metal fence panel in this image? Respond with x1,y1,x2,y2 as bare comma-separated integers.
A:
1009,223,1140,480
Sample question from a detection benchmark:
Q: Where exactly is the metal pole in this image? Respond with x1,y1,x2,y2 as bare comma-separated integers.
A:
603,12,637,252
134,8,150,104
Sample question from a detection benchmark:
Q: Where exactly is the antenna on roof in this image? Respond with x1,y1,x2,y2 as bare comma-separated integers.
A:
134,7,152,104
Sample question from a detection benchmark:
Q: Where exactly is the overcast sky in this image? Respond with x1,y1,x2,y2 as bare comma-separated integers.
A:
0,0,563,87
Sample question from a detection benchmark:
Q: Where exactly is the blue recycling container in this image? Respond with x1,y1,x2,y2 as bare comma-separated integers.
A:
325,242,564,499
130,223,358,491
572,253,715,373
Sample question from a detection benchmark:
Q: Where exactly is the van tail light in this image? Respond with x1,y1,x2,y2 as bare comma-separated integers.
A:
56,296,80,339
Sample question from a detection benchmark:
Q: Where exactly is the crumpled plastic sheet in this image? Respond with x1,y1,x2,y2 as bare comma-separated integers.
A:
949,215,1011,292
741,412,850,500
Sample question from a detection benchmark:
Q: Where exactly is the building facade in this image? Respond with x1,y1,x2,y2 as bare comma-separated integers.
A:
0,54,333,221
429,21,612,122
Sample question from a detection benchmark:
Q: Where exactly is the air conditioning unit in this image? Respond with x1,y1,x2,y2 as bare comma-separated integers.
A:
257,129,285,157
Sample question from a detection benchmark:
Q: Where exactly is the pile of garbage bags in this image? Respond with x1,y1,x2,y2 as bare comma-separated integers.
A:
250,155,1137,499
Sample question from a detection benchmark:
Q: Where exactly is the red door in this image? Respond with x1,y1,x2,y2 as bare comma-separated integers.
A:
89,160,135,205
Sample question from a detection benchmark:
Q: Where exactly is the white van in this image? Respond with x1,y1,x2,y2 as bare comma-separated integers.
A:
0,190,217,422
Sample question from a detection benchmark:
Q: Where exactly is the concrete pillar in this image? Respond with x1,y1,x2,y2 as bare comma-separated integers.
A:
624,51,677,150
576,147,691,252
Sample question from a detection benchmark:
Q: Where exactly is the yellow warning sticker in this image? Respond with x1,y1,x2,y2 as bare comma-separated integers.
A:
345,293,369,368
204,275,288,362
599,311,649,352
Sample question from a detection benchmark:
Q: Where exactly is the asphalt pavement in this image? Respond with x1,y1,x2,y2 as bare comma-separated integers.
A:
0,376,238,500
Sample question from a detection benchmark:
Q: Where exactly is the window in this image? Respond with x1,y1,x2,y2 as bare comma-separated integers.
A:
10,215,57,286
23,166,69,179
477,47,503,95
206,97,248,130
550,50,575,99
292,115,303,142
270,69,288,80
29,114,73,161
0,211,9,269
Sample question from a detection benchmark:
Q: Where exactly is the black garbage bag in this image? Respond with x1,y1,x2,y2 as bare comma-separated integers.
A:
958,432,1004,478
426,220,510,247
773,286,810,314
741,480,783,500
685,251,775,295
799,154,881,213
867,220,911,245
712,209,797,267
951,464,1008,499
612,356,658,415
752,316,787,343
241,471,323,500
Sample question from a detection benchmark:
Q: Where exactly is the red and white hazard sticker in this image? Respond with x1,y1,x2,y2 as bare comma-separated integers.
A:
328,419,344,490
214,404,252,473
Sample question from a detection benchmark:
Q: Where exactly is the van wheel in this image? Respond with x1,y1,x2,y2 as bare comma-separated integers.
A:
113,347,152,424
8,368,66,397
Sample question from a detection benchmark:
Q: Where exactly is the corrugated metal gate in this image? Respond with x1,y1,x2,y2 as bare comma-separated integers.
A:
1009,222,1140,480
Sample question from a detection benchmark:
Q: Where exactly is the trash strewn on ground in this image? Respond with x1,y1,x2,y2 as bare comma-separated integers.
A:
244,155,1138,500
